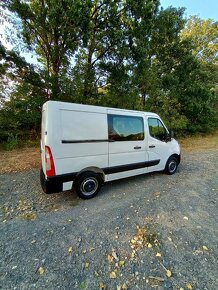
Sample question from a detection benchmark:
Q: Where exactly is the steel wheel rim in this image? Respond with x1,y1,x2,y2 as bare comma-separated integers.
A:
169,160,177,173
80,178,98,196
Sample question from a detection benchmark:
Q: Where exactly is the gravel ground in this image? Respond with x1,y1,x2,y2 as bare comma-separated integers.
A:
0,149,218,290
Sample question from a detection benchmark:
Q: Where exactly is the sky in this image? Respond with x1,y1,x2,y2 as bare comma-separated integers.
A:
160,0,218,20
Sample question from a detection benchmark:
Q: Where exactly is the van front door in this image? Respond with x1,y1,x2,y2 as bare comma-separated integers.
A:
147,117,171,171
106,110,148,181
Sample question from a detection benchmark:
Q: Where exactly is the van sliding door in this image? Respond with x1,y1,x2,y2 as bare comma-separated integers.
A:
107,110,148,180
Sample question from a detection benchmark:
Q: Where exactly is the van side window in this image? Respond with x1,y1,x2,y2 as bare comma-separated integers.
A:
148,118,167,141
108,114,144,141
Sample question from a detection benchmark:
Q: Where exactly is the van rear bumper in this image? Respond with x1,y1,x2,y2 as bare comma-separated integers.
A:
40,169,76,194
40,169,62,193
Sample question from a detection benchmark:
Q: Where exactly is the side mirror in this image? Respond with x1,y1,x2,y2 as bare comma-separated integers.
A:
169,129,174,139
165,129,174,142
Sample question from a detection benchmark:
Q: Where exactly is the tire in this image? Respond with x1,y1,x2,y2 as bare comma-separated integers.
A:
165,156,178,175
74,171,103,199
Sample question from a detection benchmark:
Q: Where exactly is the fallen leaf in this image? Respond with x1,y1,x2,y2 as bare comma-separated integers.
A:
131,239,137,244
193,249,203,255
117,284,128,290
154,192,161,198
38,267,45,275
110,271,117,279
156,252,161,257
122,283,128,290
68,246,73,254
202,246,208,251
119,260,125,267
95,271,100,277
147,243,152,248
90,247,95,252
166,270,172,278
112,250,119,261
137,229,143,236
131,252,135,258
133,236,139,241
186,283,193,290
31,240,36,244
85,262,89,268
99,282,106,289
107,255,114,264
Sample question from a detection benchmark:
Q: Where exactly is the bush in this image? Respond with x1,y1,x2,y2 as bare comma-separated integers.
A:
3,134,18,151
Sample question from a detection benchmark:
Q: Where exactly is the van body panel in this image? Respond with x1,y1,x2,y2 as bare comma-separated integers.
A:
54,154,108,176
60,109,107,143
106,168,146,182
40,101,181,195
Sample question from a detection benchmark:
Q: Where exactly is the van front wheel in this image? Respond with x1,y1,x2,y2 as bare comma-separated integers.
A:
74,172,102,199
165,156,178,175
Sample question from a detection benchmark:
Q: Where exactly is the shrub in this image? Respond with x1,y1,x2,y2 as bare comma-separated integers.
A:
3,134,18,151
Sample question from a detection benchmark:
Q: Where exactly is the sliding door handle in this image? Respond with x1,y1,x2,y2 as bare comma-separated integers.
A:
149,145,155,148
134,146,141,149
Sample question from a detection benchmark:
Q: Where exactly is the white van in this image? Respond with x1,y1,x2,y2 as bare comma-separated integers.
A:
40,101,180,199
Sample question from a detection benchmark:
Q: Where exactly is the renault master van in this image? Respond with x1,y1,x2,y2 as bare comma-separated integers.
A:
40,101,180,199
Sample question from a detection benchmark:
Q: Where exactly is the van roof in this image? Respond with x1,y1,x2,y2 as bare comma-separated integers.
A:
43,100,159,118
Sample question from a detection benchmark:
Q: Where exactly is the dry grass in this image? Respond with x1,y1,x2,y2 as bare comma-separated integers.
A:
0,147,41,174
179,131,218,152
0,132,217,174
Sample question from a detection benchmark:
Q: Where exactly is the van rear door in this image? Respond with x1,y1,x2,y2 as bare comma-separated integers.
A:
41,107,46,174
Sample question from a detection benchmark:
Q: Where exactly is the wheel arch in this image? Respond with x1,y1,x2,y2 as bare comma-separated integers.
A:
76,166,105,182
168,153,181,165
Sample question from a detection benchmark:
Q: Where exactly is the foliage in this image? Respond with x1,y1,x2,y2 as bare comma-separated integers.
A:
3,133,18,151
0,42,45,142
181,16,218,64
0,1,217,143
180,16,218,132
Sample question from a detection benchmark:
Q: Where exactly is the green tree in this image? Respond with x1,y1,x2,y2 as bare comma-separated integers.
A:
1,0,217,141
181,16,218,64
181,16,218,118
8,0,90,99
0,42,45,140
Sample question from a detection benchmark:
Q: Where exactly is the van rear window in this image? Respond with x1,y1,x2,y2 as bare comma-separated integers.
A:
108,114,144,141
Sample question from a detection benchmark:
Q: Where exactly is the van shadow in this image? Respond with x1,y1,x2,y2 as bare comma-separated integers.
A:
98,171,163,197
39,187,81,213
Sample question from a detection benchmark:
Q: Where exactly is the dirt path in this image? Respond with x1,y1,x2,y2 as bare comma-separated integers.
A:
0,149,218,289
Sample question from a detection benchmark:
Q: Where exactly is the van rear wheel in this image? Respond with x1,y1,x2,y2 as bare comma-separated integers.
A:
74,172,102,199
165,156,178,175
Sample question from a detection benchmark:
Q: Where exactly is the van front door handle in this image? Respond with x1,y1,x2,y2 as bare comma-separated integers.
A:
134,146,141,149
149,145,155,148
